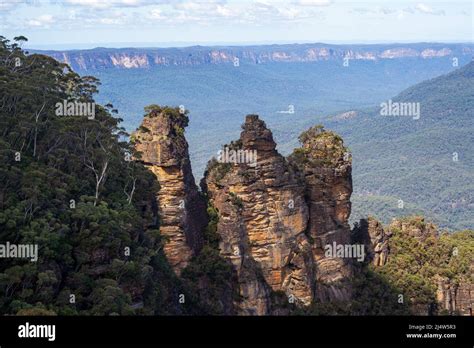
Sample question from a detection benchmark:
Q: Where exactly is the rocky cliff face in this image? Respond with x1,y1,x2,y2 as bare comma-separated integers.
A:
354,216,473,316
132,109,472,316
133,106,207,274
435,275,473,316
389,217,438,242
352,217,391,267
290,126,354,301
202,115,315,314
201,116,354,314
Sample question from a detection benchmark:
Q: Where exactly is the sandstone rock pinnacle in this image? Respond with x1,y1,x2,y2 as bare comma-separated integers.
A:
133,106,207,274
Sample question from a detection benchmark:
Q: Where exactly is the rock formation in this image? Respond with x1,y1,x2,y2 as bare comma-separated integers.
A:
435,275,473,316
133,106,207,274
289,125,353,302
202,115,315,314
132,109,472,316
354,216,473,316
352,217,391,267
389,216,438,242
201,116,355,314
39,44,473,71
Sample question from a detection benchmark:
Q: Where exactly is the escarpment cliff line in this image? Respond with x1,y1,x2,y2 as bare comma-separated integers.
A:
34,43,474,70
133,106,207,274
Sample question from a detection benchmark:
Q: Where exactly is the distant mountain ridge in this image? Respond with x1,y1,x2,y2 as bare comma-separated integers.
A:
31,42,474,71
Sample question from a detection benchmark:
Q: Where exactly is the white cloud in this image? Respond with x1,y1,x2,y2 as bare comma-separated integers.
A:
64,0,110,9
351,7,397,16
149,8,164,19
99,17,120,24
64,0,154,9
149,0,320,24
415,3,445,16
26,14,55,27
241,1,323,23
396,10,405,20
0,2,16,12
294,0,332,7
352,4,445,18
380,8,396,15
173,0,228,13
278,7,301,20
3,0,327,29
215,4,234,18
415,3,433,14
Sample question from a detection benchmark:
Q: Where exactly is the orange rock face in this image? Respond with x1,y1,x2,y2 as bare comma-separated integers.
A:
133,107,207,274
292,126,354,301
202,116,354,313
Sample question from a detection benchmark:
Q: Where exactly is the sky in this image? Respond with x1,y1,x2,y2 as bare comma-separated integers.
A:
0,0,472,49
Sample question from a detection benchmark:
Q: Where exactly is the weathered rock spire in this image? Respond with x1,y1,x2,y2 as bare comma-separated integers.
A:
133,106,207,274
290,125,353,301
203,115,317,314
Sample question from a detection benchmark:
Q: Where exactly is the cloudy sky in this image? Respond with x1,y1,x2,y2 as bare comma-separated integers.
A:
0,0,472,48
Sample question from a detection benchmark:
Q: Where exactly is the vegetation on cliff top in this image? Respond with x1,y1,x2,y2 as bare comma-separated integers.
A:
290,125,350,169
376,218,473,315
310,217,473,315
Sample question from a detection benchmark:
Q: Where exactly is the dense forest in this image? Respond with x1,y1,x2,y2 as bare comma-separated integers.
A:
0,36,471,316
344,61,474,230
0,35,233,315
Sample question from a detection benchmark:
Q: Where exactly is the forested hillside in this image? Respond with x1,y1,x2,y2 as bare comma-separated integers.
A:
327,62,474,230
0,36,231,315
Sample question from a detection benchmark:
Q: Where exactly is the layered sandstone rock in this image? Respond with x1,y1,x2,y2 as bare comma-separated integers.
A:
133,106,207,274
46,44,472,71
354,216,473,316
289,125,353,302
389,216,438,242
132,109,472,316
202,115,316,314
354,216,437,269
352,217,391,266
435,275,473,315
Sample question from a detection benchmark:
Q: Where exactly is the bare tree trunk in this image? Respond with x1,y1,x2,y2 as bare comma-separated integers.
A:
124,177,137,205
33,101,46,158
92,159,108,206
